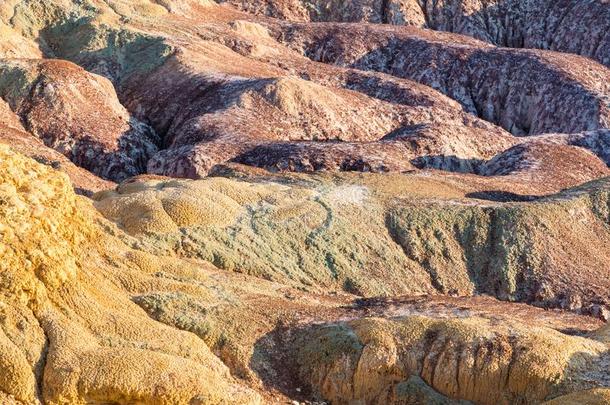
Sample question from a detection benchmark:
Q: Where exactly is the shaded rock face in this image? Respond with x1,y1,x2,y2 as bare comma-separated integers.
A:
221,0,407,24
0,59,159,182
274,23,610,136
406,0,610,69
0,98,114,195
223,0,610,68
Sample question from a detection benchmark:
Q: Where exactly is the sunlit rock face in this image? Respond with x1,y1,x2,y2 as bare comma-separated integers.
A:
0,0,609,404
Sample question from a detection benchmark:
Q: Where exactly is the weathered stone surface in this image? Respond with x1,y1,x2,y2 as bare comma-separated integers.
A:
0,145,261,404
222,0,610,67
0,59,158,182
287,314,609,404
94,169,610,313
0,1,608,404
273,22,610,135
0,99,113,195
479,141,610,191
543,388,610,405
4,0,607,179
139,71,515,177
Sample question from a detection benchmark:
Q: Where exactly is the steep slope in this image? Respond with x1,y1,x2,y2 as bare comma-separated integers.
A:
221,0,610,68
0,59,158,181
0,99,113,195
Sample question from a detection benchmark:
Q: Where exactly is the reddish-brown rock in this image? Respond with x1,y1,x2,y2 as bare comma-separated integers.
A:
273,22,610,135
0,98,113,194
222,0,610,67
0,59,159,182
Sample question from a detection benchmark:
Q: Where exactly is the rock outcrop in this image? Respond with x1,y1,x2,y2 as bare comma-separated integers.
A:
139,71,516,177
288,314,609,404
222,0,610,68
0,59,158,182
3,144,605,404
0,98,113,195
2,0,608,180
0,1,608,404
94,168,610,314
0,145,261,404
274,22,610,136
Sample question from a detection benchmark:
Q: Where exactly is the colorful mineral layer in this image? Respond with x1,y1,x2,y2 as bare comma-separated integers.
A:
0,1,608,404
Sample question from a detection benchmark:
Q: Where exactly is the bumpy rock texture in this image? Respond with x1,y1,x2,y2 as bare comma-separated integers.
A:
94,168,610,313
0,59,158,182
0,0,609,404
0,146,608,404
0,145,259,404
221,0,610,67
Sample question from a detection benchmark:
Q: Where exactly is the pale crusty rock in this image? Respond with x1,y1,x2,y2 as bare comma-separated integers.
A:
533,130,610,166
137,289,608,404
0,145,609,404
0,145,261,404
94,168,610,313
0,23,41,59
288,314,609,404
543,389,610,405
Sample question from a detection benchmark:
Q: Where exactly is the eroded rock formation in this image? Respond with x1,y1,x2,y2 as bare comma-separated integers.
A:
0,0,608,404
94,166,610,312
222,0,610,67
0,59,158,182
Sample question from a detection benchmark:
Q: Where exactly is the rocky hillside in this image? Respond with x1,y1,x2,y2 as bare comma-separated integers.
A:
222,0,610,67
0,0,608,404
1,145,609,404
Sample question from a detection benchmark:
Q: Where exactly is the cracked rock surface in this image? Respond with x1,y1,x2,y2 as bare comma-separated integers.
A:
221,0,610,67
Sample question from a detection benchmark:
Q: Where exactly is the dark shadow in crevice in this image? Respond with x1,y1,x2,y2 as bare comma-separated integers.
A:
465,190,540,202
410,154,485,173
249,322,317,402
